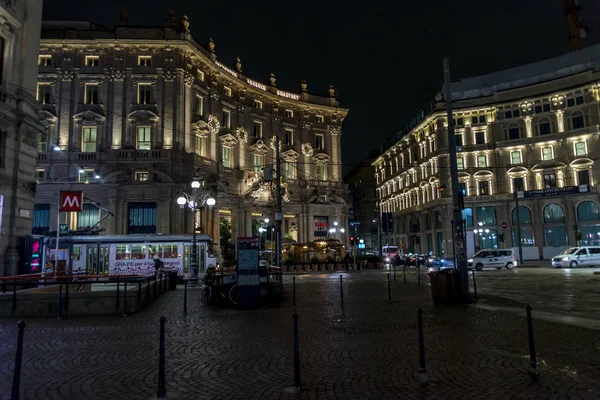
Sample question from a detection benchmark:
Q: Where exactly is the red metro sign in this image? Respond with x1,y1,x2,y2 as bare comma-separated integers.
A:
60,191,84,212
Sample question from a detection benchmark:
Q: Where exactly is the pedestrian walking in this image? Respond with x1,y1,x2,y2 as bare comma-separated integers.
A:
153,256,162,275
343,253,350,270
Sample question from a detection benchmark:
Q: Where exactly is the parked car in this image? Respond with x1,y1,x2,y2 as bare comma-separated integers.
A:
429,258,455,271
552,246,600,268
467,249,518,271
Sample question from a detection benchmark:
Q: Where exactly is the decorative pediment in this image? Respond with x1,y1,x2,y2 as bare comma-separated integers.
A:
250,139,268,155
38,110,57,124
531,161,567,172
127,109,159,124
208,114,220,135
192,120,210,139
236,127,248,144
301,142,314,157
329,125,341,135
220,133,238,147
270,136,282,152
570,158,593,167
312,152,330,165
282,149,300,162
73,110,106,125
79,77,105,86
105,68,126,81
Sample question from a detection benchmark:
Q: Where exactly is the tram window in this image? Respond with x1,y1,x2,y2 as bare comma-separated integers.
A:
116,245,131,260
148,244,163,259
163,244,178,258
130,245,146,260
72,246,81,261
207,243,215,257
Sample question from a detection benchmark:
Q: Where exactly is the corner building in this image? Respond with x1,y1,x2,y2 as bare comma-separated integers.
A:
33,20,349,251
375,44,600,260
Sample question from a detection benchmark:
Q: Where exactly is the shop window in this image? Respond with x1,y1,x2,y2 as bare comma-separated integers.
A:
478,229,498,249
577,201,600,221
544,227,567,247
543,204,565,223
476,206,497,225
462,208,473,227
512,206,532,224
512,227,535,247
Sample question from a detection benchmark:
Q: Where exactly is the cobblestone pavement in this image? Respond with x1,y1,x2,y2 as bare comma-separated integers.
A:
1,273,599,400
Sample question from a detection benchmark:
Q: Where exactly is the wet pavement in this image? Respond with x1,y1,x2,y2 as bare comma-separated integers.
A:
0,271,599,399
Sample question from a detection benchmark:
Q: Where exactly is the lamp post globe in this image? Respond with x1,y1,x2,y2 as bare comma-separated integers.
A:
177,196,186,206
264,218,270,224
191,180,201,189
206,197,216,207
340,228,345,234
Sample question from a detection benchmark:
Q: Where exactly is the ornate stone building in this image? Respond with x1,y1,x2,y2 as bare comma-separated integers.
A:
0,0,45,276
375,43,600,260
33,18,349,253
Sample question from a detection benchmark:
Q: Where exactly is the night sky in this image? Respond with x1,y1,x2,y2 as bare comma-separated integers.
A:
44,0,600,174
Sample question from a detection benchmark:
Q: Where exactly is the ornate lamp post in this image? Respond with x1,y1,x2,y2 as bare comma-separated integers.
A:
177,179,216,283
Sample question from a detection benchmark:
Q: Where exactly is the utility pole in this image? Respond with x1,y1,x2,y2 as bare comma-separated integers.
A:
443,58,469,302
275,136,282,267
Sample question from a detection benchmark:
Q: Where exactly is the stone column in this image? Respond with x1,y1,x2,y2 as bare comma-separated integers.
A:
556,110,565,132
57,70,73,149
106,191,118,235
163,72,174,149
184,78,193,153
524,116,533,138
331,130,341,181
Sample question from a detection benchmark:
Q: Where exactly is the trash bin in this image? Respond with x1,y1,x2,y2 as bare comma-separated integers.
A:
169,270,178,290
428,269,457,303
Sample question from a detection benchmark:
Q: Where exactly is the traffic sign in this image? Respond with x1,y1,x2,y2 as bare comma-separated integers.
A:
59,224,69,235
501,222,508,229
60,191,83,212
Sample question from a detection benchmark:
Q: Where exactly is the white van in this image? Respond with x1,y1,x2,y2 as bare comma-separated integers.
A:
552,246,600,268
467,249,518,271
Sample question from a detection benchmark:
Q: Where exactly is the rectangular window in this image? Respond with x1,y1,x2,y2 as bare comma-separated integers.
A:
35,169,45,183
573,116,585,129
539,122,551,135
284,162,295,179
455,134,463,147
504,111,512,119
477,155,487,168
471,116,478,125
82,127,97,152
479,115,486,123
315,134,324,150
224,86,232,97
195,95,203,116
462,208,473,227
137,84,151,104
135,172,149,182
222,147,230,168
578,169,590,186
316,115,324,123
575,141,587,156
475,131,485,144
138,56,152,66
127,202,157,234
197,70,205,81
543,173,557,189
84,84,98,105
195,135,203,156
543,104,551,112
534,105,542,113
253,100,263,109
456,118,463,126
567,98,575,107
510,150,522,164
576,96,584,105
37,84,51,104
222,110,231,129
285,109,294,118
85,56,99,66
136,127,151,150
36,132,47,152
541,146,553,161
78,204,99,229
33,204,51,235
513,109,520,118
545,227,568,247
478,180,490,195
38,55,52,66
253,155,263,173
316,164,326,181
457,157,464,170
79,169,95,183
512,227,535,247
513,177,524,191
253,121,262,138
284,129,294,145
508,127,520,140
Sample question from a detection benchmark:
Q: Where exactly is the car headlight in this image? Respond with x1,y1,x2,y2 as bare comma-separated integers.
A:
428,258,433,263
467,259,473,263
562,257,569,261
385,258,390,262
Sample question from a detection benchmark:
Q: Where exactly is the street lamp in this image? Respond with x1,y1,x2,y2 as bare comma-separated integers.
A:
176,179,216,283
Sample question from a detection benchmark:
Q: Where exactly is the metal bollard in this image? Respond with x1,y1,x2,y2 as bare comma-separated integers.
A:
122,282,128,317
12,280,17,315
525,305,539,376
116,276,120,313
472,270,478,299
183,280,188,314
403,265,407,284
292,277,296,307
417,308,428,384
57,284,63,319
292,312,302,393
157,316,167,398
339,275,344,305
11,320,26,400
387,273,392,302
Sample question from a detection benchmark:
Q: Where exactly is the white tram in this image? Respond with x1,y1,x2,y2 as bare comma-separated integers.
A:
43,235,217,277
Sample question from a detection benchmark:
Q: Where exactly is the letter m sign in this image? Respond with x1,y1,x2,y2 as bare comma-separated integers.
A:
60,191,84,212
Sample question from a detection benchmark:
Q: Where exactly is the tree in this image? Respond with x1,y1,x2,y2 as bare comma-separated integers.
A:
220,217,235,265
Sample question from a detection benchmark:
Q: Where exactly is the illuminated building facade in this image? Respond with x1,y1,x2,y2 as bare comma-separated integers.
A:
375,44,600,259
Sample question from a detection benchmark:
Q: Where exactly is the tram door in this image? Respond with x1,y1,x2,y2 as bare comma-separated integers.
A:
86,246,98,275
199,244,206,273
184,244,190,274
98,245,110,275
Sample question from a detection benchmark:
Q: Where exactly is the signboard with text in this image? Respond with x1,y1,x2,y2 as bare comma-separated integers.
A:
519,185,589,199
237,237,260,310
60,191,84,212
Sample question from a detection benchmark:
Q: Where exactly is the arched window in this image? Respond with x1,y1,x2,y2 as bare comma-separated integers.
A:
543,204,565,223
512,206,532,224
476,206,497,225
577,201,600,221
507,123,520,140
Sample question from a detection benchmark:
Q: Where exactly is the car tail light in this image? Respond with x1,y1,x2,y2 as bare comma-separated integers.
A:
514,255,517,261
